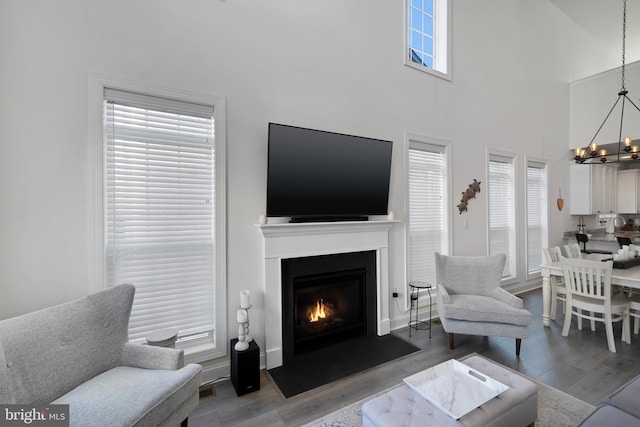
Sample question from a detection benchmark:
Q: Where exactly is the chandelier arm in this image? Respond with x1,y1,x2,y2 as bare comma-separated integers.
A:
623,94,640,113
617,96,626,161
586,95,622,148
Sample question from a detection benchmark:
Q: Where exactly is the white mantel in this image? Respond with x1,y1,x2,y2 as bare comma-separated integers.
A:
257,220,398,369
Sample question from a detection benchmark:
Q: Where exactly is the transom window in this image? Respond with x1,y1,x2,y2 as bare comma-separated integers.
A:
405,0,451,80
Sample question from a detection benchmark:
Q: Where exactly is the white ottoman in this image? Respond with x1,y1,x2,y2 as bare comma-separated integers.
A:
362,355,537,427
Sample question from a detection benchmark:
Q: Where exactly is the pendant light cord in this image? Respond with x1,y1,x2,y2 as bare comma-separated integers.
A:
622,0,627,91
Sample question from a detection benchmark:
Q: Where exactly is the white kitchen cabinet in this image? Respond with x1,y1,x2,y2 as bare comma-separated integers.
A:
617,169,640,213
569,163,618,215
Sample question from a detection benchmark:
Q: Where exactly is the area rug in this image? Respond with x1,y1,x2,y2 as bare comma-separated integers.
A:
302,364,595,427
268,335,419,398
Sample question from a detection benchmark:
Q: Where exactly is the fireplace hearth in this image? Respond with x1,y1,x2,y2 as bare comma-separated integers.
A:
281,251,377,365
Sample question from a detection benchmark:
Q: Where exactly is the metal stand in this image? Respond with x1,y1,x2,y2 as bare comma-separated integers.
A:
408,281,432,338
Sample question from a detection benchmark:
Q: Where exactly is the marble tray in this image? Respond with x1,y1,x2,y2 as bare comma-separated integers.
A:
403,359,509,419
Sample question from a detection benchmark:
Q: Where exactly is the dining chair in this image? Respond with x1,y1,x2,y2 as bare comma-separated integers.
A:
630,295,640,335
543,247,566,319
564,243,583,259
560,256,631,353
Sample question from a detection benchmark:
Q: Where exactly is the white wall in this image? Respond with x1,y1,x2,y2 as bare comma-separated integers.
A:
570,61,640,151
0,0,605,365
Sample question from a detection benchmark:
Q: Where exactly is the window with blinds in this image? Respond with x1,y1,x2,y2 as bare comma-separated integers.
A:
526,160,548,276
488,153,516,279
104,88,216,345
408,139,449,285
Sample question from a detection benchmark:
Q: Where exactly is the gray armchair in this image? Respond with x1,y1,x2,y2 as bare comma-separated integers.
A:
435,253,532,356
0,284,202,427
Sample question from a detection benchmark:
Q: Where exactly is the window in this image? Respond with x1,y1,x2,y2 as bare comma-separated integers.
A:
89,74,226,362
405,0,451,80
526,159,548,277
407,134,450,285
488,152,517,280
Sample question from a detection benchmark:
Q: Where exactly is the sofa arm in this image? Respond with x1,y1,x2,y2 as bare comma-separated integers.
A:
490,288,524,309
437,285,452,304
121,343,184,370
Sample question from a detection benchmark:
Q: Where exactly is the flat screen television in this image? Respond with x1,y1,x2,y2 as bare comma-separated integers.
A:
266,123,393,222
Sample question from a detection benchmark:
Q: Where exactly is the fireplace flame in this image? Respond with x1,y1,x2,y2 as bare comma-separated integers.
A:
309,299,332,323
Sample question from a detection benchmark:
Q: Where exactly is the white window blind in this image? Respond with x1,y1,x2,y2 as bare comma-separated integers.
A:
526,161,548,276
488,154,516,279
408,141,448,284
104,88,216,344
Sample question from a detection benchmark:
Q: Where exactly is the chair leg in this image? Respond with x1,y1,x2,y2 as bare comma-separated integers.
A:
516,338,522,356
561,306,572,337
622,311,631,345
604,314,617,353
590,312,596,332
181,418,188,427
448,333,454,350
550,279,558,319
635,316,639,335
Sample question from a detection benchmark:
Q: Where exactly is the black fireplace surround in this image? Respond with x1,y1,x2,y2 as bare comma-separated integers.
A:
281,251,377,365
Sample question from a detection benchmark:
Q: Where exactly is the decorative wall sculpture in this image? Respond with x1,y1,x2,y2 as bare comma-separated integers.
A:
457,179,481,214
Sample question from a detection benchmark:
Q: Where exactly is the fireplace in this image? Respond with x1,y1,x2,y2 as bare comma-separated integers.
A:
258,220,396,369
281,251,377,364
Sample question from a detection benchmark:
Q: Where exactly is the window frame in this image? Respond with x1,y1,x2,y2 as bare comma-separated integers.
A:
404,0,452,81
405,132,452,299
87,73,227,364
525,157,549,280
487,150,518,284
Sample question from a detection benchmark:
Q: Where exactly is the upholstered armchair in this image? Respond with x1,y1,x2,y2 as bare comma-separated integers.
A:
0,284,202,427
435,253,532,356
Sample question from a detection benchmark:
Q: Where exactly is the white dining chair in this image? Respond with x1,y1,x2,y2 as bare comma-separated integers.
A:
564,243,582,259
543,247,566,319
560,256,631,353
630,295,640,335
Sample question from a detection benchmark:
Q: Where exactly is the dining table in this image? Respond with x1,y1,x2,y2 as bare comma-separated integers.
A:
540,253,640,326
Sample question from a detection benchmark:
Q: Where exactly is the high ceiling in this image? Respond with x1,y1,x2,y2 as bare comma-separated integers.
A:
551,0,640,69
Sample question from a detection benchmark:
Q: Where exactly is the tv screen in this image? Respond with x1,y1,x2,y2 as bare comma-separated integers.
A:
266,123,393,221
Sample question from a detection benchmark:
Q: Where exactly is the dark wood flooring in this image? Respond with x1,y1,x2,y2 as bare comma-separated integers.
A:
190,289,640,426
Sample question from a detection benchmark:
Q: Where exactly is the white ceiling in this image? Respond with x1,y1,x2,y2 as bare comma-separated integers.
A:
551,0,640,68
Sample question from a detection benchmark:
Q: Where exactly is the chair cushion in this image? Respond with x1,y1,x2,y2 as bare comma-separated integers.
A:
434,253,505,297
442,295,532,326
52,364,202,427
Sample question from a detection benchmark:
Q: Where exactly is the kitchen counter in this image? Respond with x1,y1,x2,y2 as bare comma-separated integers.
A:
563,230,640,243
563,229,640,253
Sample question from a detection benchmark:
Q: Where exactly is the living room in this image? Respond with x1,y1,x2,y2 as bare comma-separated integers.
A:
2,0,640,426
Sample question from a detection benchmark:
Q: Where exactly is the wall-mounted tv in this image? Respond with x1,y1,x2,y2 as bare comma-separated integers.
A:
266,123,393,222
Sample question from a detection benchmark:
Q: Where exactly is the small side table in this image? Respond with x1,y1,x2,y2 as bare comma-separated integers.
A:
408,281,432,338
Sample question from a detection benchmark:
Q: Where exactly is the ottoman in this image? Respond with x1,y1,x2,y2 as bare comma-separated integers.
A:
362,355,537,427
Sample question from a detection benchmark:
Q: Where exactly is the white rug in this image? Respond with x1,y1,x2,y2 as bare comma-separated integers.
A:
303,367,595,427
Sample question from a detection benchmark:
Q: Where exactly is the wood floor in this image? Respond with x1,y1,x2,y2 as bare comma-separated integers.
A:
190,289,640,427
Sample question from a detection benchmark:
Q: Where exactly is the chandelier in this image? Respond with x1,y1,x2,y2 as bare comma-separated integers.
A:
574,0,640,164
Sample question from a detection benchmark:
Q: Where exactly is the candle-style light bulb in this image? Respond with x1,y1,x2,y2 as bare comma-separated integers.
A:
590,142,598,156
625,137,633,150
